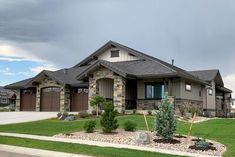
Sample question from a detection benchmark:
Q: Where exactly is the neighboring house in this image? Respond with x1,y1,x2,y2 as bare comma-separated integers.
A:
0,87,16,106
5,41,232,117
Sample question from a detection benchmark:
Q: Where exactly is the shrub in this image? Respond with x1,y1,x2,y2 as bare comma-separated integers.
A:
100,102,119,133
91,109,102,116
79,111,89,118
148,110,152,115
188,106,199,117
8,104,16,111
57,112,62,118
123,120,137,131
178,105,186,117
83,120,96,133
133,109,137,114
154,93,176,140
195,138,209,150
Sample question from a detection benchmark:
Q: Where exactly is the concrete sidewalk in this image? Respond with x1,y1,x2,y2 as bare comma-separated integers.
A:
0,132,220,157
0,144,91,157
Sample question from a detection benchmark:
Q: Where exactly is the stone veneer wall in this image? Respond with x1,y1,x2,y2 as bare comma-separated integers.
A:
88,67,126,113
137,100,161,110
36,78,69,112
15,89,20,111
175,99,203,116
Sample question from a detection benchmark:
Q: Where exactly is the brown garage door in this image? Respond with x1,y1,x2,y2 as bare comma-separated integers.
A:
20,88,36,111
71,88,88,112
40,87,60,111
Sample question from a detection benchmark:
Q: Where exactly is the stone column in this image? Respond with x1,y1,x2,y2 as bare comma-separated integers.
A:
15,89,20,111
64,87,70,112
88,77,97,113
113,76,126,113
36,87,41,112
60,87,65,112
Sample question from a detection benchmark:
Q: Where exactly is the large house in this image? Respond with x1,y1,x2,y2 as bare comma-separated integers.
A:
5,41,232,117
0,87,15,106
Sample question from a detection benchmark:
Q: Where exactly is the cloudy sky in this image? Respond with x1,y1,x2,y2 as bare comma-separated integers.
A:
0,0,235,96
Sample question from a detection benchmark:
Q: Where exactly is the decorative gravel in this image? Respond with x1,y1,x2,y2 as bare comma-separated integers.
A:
54,130,226,157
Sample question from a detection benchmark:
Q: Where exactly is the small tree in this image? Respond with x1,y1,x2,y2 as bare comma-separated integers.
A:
90,95,106,117
154,93,176,140
100,101,119,133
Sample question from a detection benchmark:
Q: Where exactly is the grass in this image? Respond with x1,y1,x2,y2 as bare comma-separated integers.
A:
0,115,234,156
0,135,182,157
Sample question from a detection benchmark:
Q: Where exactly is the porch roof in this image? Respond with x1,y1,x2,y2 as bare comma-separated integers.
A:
77,60,208,85
216,86,232,93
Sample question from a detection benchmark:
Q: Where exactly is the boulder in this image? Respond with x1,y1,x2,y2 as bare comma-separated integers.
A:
64,116,75,121
135,131,150,145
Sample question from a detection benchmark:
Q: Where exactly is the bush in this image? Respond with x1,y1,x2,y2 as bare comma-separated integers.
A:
79,111,89,118
8,104,16,111
57,112,62,118
154,93,176,140
100,102,119,133
91,109,102,116
133,109,137,114
188,106,199,117
195,138,209,150
83,120,96,133
148,110,152,115
123,120,137,131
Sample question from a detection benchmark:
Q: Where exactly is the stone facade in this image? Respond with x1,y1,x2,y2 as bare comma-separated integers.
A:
137,100,161,110
15,89,20,111
88,67,126,113
175,99,203,116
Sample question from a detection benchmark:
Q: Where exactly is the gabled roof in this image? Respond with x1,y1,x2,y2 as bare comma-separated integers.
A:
5,78,33,89
76,41,208,84
189,69,224,86
5,66,90,89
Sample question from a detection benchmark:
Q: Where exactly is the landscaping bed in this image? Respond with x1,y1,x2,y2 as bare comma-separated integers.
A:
54,129,226,157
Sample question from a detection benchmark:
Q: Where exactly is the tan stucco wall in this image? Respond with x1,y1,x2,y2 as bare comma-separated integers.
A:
179,79,203,101
206,81,216,110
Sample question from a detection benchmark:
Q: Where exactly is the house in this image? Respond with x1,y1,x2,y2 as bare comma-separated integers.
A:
0,86,16,106
5,41,232,117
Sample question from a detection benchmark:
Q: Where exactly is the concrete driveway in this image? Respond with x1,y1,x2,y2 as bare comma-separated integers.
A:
0,112,56,125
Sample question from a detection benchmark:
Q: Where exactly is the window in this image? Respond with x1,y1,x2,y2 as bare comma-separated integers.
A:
199,90,202,97
0,98,7,103
185,83,192,92
145,83,165,99
208,88,213,95
110,50,119,57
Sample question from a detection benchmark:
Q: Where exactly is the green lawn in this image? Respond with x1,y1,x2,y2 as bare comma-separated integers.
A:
0,115,234,157
0,135,182,157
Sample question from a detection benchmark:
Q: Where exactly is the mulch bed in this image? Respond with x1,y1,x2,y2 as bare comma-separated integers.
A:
54,130,226,157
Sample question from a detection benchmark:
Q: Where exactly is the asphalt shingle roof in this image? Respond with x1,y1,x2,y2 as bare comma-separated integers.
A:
189,70,219,81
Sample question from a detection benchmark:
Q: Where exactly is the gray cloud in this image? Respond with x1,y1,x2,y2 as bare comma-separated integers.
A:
0,0,235,76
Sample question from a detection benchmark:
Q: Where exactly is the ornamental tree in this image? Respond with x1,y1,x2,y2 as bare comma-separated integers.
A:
100,101,119,133
90,95,106,117
154,92,176,140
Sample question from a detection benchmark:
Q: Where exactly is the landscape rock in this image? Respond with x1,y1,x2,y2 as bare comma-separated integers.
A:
135,131,150,145
64,116,75,121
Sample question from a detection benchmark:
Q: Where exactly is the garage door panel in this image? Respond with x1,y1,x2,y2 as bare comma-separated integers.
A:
71,88,88,112
41,87,60,111
20,88,36,111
